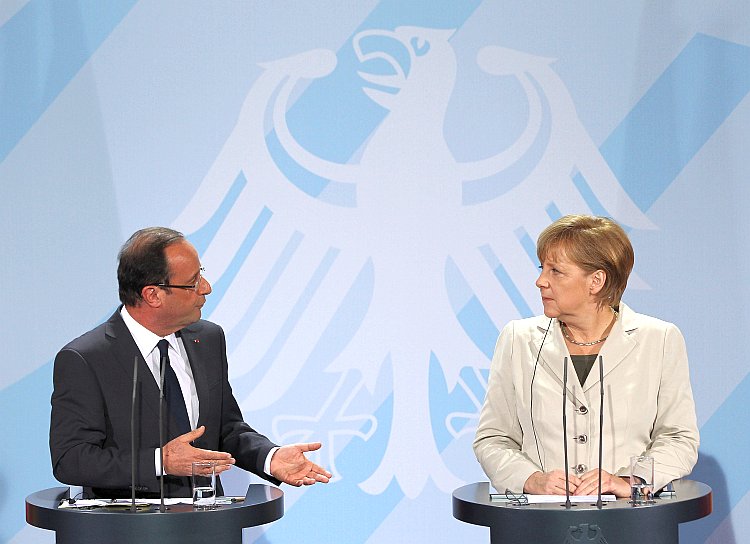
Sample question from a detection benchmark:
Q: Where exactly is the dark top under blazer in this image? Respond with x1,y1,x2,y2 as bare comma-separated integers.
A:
50,309,279,497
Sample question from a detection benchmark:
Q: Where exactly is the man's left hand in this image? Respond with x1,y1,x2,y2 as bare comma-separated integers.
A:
270,442,332,486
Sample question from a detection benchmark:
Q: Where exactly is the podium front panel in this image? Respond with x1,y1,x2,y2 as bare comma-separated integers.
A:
453,480,712,544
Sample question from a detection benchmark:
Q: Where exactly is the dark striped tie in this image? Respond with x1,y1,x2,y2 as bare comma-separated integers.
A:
157,339,191,436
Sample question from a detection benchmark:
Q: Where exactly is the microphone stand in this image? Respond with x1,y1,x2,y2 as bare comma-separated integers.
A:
130,356,139,512
596,355,606,509
562,357,572,509
159,353,167,513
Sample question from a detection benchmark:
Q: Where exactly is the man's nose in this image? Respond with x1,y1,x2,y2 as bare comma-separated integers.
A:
199,277,212,295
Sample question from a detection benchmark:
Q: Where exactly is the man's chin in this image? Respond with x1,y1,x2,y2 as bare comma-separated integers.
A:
182,310,202,327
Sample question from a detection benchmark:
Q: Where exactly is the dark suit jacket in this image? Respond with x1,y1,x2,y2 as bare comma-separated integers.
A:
50,309,279,498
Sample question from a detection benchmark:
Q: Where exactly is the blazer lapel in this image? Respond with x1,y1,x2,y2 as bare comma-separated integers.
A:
532,317,568,384
582,303,638,393
528,318,581,406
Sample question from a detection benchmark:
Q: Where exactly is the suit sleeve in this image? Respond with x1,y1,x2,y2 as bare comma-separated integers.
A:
49,348,158,491
213,327,281,485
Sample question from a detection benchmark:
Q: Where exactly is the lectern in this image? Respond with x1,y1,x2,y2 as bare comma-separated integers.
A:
26,485,283,544
453,480,711,544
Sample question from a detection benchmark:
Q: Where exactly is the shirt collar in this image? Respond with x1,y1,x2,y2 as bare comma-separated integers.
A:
120,306,178,359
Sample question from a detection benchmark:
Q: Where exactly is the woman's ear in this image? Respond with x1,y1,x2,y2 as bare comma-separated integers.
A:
589,270,606,295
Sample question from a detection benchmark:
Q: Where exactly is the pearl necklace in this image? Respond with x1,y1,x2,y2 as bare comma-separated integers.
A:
560,308,619,347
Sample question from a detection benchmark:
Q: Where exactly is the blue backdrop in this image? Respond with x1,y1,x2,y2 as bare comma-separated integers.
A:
2,1,749,542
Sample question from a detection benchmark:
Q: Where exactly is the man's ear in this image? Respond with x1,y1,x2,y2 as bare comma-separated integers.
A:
140,285,163,308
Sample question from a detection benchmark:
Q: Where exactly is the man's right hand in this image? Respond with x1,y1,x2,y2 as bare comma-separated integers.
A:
162,426,235,476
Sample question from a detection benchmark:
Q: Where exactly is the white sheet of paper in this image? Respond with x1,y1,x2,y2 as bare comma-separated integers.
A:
59,498,192,509
491,494,617,503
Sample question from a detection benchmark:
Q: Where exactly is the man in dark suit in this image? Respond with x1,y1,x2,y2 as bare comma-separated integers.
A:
50,227,331,498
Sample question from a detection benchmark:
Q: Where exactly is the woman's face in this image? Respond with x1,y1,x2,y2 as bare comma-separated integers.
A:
535,248,598,321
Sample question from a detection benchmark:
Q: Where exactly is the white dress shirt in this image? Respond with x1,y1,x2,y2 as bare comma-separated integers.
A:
120,307,277,477
120,307,199,428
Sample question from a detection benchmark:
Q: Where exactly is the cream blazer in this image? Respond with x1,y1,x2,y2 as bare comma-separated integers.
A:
473,303,699,493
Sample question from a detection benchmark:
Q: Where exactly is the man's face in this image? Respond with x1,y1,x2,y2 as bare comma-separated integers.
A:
159,240,212,331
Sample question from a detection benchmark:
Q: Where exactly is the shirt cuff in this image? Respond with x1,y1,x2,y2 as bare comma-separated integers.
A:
264,447,280,477
155,449,165,476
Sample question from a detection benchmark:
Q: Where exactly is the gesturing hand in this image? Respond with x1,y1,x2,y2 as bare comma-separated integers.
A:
270,442,332,486
162,426,235,476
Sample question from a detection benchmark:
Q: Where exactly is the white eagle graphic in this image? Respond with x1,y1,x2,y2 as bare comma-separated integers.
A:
173,26,652,499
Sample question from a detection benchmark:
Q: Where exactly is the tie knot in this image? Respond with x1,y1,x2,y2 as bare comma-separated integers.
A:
157,339,170,358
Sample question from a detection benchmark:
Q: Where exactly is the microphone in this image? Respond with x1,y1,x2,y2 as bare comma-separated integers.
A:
159,351,167,513
130,355,139,512
562,357,572,509
596,355,605,509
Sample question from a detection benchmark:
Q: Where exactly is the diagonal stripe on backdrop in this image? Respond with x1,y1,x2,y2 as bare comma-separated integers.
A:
0,0,137,163
602,33,750,211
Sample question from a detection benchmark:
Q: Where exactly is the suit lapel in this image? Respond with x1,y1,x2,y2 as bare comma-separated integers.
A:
105,311,161,417
179,323,209,429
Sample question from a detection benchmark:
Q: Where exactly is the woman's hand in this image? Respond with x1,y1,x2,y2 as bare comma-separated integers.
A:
524,470,582,495
574,469,631,497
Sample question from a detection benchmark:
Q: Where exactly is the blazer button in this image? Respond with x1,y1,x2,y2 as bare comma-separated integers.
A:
575,434,587,444
578,406,588,414
575,464,587,474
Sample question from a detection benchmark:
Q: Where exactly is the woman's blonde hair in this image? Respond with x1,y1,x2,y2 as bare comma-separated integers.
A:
537,215,634,307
